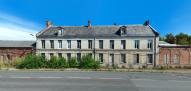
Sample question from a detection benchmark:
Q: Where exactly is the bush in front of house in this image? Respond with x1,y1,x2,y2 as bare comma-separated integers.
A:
79,55,100,69
68,57,79,68
16,54,100,69
48,56,69,68
16,54,47,69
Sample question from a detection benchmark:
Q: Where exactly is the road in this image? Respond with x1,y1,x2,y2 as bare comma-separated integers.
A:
0,71,191,91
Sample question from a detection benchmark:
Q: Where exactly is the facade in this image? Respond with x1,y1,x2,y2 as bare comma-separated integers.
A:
36,20,159,68
0,40,35,63
159,41,191,66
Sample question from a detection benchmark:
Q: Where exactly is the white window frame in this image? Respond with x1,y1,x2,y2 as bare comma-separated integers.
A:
134,40,140,49
58,40,62,49
67,40,71,49
88,40,92,49
50,40,54,49
147,40,153,49
99,40,103,49
110,40,114,49
41,40,45,49
121,40,126,49
77,40,81,49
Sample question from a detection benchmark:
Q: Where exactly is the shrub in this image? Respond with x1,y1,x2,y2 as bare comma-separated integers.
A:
58,57,69,68
48,56,59,68
68,57,79,68
16,54,47,69
79,55,100,69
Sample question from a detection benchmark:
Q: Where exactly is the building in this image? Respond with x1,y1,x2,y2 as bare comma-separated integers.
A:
36,20,159,68
159,41,191,66
0,40,35,63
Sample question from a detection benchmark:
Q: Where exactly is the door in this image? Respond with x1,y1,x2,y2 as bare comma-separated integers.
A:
109,54,114,66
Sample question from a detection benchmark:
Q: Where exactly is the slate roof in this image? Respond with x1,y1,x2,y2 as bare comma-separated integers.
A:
36,25,159,38
0,40,35,48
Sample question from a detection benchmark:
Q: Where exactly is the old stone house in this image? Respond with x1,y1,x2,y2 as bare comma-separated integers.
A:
36,20,159,68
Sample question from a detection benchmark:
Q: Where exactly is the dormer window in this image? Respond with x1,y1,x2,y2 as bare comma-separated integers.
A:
120,26,126,35
58,29,64,36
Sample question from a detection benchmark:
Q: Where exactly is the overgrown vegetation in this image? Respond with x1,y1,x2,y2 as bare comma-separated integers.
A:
160,32,191,45
79,55,100,69
15,54,100,69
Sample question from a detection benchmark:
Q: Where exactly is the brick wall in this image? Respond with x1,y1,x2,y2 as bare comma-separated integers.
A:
159,47,191,65
0,47,33,63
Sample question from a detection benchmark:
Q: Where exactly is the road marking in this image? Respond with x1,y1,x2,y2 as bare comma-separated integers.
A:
66,77,92,79
3,76,123,80
98,77,123,80
131,78,157,81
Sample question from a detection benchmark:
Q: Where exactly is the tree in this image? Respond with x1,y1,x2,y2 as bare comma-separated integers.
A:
175,33,189,45
188,35,191,45
159,36,165,41
165,33,175,44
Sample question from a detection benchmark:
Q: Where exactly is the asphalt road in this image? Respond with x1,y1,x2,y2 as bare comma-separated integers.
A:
0,71,191,91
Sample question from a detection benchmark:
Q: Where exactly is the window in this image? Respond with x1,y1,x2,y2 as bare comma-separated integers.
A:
67,40,71,49
163,54,169,64
88,40,92,49
77,40,81,49
147,54,153,64
67,53,71,61
121,54,126,63
174,54,180,64
133,54,139,64
50,40,54,49
147,40,152,49
88,53,92,57
41,40,45,49
99,40,103,49
121,40,126,49
58,40,62,49
77,53,81,62
121,30,126,35
58,53,62,58
120,27,126,35
58,29,64,35
99,53,103,64
41,53,45,58
134,40,140,49
50,53,54,59
110,40,114,49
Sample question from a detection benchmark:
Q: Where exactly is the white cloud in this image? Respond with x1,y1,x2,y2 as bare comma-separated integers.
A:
0,12,41,40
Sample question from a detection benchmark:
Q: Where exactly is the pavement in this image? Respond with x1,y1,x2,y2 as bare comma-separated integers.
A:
0,71,191,91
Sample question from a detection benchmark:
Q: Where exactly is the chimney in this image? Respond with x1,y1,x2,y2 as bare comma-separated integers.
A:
46,20,52,28
143,20,150,26
88,20,91,29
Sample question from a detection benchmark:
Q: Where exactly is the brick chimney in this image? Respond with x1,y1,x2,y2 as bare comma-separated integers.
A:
46,20,52,28
88,20,91,29
143,20,150,26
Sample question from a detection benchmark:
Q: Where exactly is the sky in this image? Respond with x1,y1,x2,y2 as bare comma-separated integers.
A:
0,0,191,40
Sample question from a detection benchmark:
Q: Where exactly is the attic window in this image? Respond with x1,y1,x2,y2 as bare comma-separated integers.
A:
58,29,64,36
120,27,126,35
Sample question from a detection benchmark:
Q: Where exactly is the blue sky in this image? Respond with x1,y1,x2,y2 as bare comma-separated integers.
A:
0,0,191,40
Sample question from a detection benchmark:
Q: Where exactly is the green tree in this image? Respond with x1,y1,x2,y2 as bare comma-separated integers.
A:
165,33,175,44
159,36,165,41
188,35,191,45
176,32,189,45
